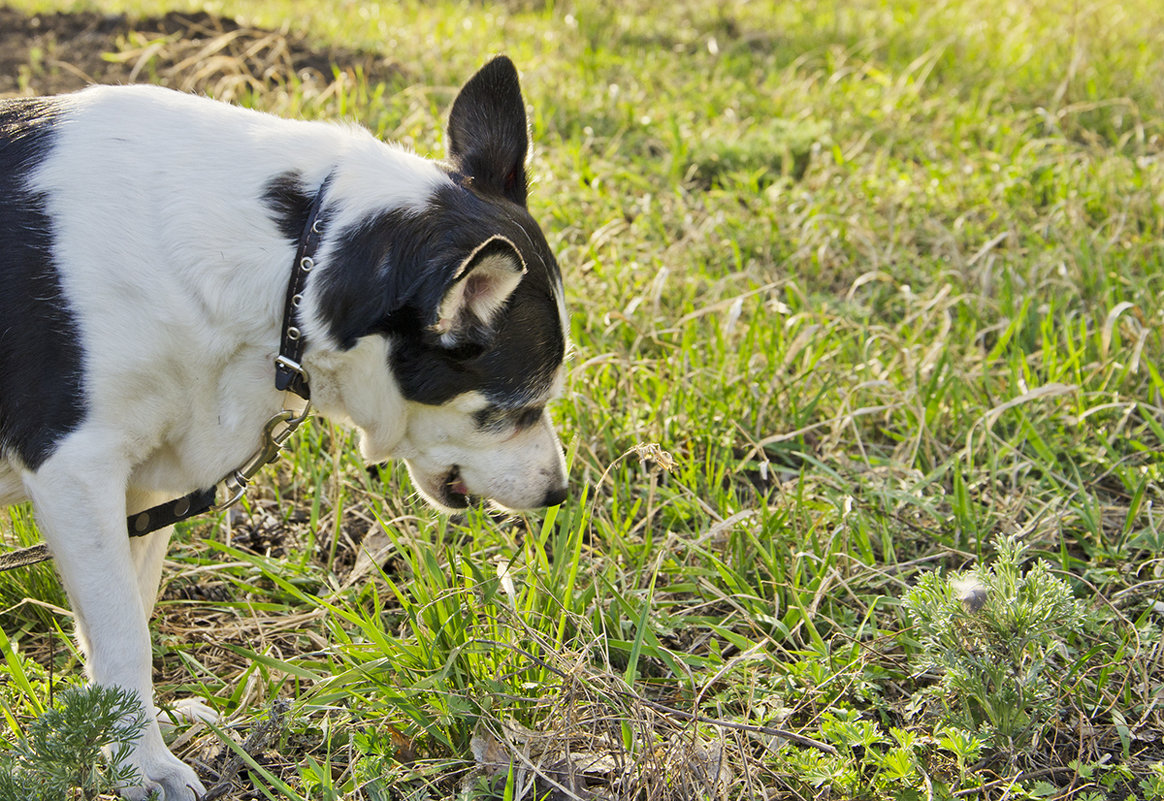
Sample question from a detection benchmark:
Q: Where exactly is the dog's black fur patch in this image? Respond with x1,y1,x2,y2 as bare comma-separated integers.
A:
312,205,422,350
261,170,314,242
317,181,564,410
0,98,87,469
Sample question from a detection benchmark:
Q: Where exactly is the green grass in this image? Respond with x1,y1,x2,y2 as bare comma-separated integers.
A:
2,0,1164,798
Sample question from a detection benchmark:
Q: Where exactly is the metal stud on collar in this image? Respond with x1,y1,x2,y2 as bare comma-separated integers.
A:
277,172,332,401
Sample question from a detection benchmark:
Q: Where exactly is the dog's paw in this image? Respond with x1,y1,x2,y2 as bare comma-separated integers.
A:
157,697,221,730
119,744,206,801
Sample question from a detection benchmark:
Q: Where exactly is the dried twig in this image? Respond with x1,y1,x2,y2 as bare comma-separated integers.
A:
199,699,290,801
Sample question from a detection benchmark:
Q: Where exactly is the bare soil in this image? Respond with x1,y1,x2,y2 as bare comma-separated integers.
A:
0,5,402,98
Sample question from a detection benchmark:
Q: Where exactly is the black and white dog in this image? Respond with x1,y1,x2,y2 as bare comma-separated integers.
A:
0,57,568,798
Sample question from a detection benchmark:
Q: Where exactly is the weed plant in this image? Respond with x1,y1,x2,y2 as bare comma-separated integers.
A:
0,684,145,800
903,534,1086,754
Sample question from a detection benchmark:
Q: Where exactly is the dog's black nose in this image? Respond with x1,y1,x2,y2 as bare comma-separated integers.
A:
542,485,568,507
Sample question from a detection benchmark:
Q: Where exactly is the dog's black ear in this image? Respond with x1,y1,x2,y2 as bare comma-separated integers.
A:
433,235,526,346
448,56,529,206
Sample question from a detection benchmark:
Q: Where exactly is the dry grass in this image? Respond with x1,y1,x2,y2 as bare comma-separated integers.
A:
0,7,399,102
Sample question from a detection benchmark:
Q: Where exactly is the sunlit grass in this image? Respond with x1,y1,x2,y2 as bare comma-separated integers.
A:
2,0,1164,797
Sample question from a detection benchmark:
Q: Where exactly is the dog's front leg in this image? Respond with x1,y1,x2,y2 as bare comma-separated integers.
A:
123,488,183,621
128,524,173,621
25,456,206,801
128,520,221,731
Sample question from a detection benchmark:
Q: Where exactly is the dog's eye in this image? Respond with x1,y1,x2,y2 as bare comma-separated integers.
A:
445,341,487,361
514,406,544,430
473,404,544,434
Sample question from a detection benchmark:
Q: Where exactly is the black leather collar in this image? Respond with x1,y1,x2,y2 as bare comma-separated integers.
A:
274,173,333,400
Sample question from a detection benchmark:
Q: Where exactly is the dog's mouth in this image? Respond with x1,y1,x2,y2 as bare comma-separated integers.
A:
441,467,471,509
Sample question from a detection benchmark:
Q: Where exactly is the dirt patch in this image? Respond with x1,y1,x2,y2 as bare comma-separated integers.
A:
0,6,402,98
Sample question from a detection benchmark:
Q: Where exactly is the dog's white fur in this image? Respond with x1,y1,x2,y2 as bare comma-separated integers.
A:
1,81,566,799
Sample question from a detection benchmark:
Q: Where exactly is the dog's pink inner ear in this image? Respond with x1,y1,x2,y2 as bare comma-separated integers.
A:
463,271,496,305
434,236,526,344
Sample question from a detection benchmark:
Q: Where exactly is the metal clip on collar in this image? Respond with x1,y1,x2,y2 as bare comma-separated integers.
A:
214,400,312,511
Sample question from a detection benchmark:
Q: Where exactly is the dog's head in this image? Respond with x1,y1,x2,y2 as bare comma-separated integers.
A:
299,57,569,512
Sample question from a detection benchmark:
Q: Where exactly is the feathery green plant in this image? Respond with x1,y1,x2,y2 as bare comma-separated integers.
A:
903,534,1085,752
0,684,147,800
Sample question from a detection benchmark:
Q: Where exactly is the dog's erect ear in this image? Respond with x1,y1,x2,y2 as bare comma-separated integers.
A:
434,235,526,345
448,56,529,206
